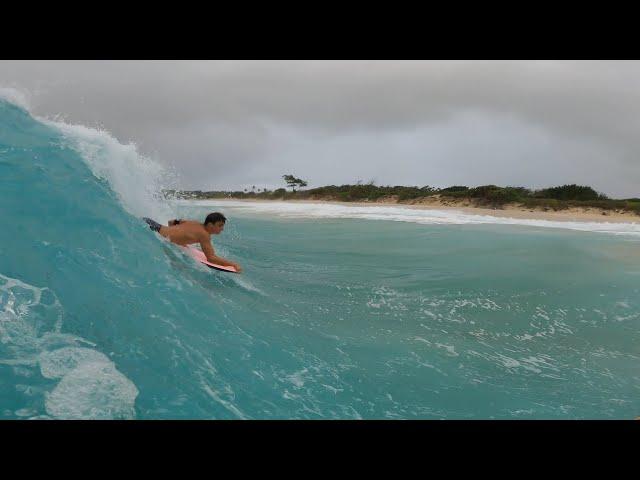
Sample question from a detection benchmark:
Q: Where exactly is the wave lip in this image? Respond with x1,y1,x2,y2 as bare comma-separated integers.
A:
0,87,31,110
0,92,174,221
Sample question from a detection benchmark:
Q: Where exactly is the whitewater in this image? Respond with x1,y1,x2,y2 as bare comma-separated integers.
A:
1,94,639,419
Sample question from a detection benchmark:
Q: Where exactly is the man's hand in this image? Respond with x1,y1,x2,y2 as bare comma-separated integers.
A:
232,263,243,273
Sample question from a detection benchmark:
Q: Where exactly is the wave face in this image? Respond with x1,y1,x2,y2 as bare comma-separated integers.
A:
2,95,640,419
0,97,227,419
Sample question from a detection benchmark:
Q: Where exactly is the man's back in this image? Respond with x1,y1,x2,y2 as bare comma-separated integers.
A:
159,221,207,246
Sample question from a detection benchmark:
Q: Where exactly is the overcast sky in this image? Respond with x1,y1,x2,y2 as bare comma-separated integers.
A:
2,60,640,197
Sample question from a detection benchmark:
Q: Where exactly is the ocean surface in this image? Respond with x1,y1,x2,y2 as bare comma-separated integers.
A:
1,95,640,419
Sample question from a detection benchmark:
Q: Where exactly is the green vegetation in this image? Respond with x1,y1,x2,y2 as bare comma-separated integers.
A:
436,184,640,213
302,183,436,202
164,182,640,215
534,185,606,201
282,174,308,192
440,185,528,205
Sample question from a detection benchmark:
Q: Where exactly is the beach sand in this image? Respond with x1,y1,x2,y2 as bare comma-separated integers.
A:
203,195,640,224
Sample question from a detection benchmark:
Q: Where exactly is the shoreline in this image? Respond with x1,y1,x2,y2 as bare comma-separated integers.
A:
183,196,640,224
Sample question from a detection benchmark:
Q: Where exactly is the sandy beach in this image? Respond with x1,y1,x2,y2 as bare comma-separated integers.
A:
198,196,640,224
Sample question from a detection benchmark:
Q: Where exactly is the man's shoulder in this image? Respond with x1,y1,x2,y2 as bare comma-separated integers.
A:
194,226,209,240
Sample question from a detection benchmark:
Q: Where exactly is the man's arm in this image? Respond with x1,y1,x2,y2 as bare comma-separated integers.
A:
199,235,242,272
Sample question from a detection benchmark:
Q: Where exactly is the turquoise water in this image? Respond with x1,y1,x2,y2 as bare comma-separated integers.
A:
1,96,640,419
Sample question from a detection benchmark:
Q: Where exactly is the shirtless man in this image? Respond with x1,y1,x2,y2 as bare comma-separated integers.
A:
143,212,242,272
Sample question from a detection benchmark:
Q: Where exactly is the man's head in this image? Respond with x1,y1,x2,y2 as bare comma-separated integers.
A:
203,212,226,234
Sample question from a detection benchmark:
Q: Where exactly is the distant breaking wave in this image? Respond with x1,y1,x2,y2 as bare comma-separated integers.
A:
179,199,640,237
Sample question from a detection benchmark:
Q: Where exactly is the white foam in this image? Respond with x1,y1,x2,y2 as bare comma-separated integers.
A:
0,87,31,111
39,347,111,379
1,273,139,420
0,274,61,356
44,119,175,221
45,359,138,420
200,381,248,419
180,200,640,237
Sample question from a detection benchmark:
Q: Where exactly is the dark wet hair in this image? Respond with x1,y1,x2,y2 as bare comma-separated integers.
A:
204,212,226,226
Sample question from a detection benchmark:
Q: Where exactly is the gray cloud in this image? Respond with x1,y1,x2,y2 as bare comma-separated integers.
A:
1,60,639,196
